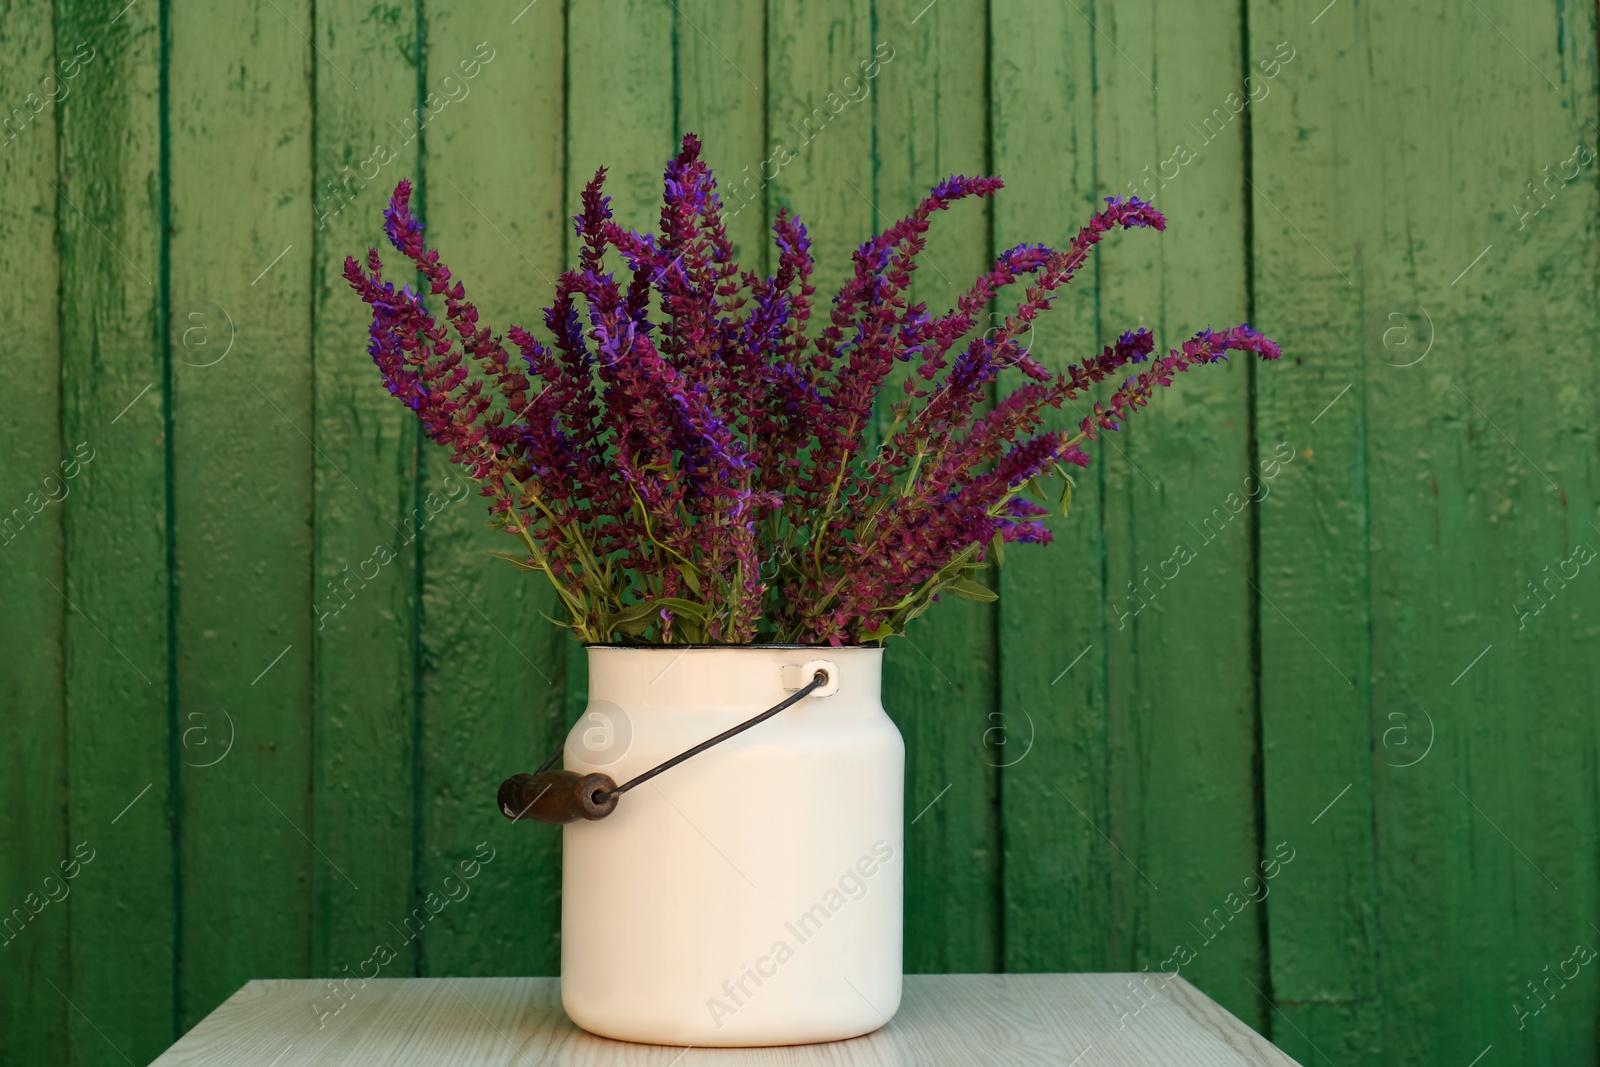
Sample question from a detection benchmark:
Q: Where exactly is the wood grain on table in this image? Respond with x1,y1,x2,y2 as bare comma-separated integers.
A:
151,974,1302,1066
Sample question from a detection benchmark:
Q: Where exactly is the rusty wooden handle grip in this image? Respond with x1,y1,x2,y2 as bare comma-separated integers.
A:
498,771,619,824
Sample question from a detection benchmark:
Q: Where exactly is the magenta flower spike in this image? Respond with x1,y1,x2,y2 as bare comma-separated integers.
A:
346,136,1280,646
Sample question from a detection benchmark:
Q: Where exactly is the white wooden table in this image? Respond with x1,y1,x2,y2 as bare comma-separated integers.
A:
151,974,1302,1066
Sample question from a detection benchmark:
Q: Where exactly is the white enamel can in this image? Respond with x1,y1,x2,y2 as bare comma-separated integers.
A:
560,644,904,1047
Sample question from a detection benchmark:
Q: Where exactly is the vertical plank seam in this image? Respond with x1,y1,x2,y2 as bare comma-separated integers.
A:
1357,1,1382,1047
408,0,430,980
1353,5,1380,1050
982,0,1006,975
868,0,880,236
158,0,183,1039
1087,0,1119,970
670,0,681,143
758,0,769,276
562,0,573,266
49,2,73,1061
1589,7,1600,1055
1235,0,1274,1036
306,0,323,981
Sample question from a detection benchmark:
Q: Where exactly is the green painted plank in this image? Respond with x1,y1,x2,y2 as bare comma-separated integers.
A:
567,0,675,236
873,0,1001,974
417,0,569,977
1292,3,1596,1065
1404,2,1600,1054
1251,1,1600,1063
1095,0,1265,1030
169,0,314,1027
1246,6,1380,1058
764,0,874,321
991,0,1111,975
55,0,177,1062
0,3,68,1062
309,0,424,982
677,0,767,272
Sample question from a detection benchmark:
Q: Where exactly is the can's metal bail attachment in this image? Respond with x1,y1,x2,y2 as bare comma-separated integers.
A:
781,659,839,697
500,664,833,825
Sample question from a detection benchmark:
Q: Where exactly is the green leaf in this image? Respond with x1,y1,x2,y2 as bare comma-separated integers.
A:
675,615,706,644
489,551,540,572
863,621,897,642
886,587,924,612
604,596,711,632
947,577,999,602
990,531,1005,567
598,596,716,643
677,564,702,596
1053,468,1075,518
580,567,615,601
613,615,654,638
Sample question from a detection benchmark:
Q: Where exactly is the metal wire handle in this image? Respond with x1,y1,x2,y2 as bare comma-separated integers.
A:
533,669,830,798
500,669,830,824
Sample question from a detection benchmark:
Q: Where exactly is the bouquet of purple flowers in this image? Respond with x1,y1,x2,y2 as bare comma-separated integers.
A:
346,134,1278,646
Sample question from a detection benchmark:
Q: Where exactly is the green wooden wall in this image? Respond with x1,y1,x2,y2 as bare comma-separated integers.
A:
2,1,1597,1063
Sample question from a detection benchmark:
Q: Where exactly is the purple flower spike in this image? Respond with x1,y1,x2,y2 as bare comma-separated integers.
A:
345,135,1280,646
